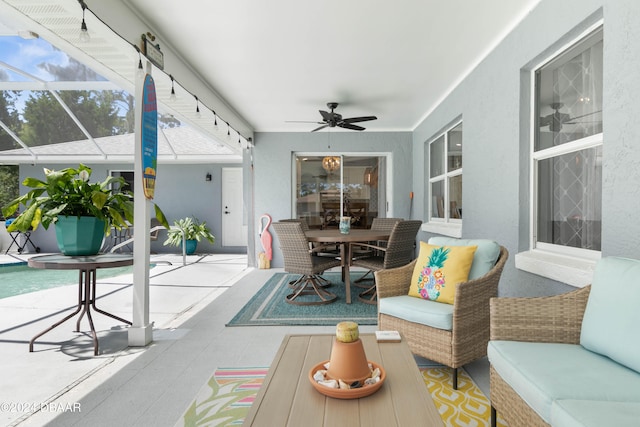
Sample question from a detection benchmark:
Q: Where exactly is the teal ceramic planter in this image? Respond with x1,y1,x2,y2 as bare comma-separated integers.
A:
55,216,106,256
185,239,197,255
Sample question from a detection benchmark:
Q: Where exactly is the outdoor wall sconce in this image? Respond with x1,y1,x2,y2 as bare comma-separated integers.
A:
205,173,212,182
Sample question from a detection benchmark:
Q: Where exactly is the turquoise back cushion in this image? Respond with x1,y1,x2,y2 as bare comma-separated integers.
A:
428,237,500,280
580,256,640,374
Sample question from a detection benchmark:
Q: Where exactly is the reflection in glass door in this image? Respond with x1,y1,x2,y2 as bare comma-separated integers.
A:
294,155,386,229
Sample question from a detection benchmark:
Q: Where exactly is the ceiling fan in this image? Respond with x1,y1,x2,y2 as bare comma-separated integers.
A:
539,102,602,132
288,102,377,132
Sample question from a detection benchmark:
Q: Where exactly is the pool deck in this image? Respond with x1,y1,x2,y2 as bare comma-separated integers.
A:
0,251,256,426
0,252,490,426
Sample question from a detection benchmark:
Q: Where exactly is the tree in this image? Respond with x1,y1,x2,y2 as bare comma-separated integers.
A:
0,91,21,151
19,90,131,146
0,92,21,218
0,165,18,220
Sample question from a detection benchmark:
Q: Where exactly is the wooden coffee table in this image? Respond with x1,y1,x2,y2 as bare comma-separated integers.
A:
243,334,442,426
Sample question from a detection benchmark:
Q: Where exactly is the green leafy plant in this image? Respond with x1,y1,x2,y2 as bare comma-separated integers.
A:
2,164,167,234
164,217,215,247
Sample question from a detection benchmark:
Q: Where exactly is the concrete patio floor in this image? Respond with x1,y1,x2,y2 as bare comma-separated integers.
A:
0,252,490,427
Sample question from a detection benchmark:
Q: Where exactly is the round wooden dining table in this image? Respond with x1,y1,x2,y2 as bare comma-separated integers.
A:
305,229,390,303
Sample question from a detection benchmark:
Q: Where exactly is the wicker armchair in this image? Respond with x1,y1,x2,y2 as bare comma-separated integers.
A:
376,244,508,389
489,286,591,427
272,221,341,305
350,220,422,304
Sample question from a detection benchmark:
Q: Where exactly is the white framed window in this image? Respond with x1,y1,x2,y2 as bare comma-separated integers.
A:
516,26,603,286
424,121,462,237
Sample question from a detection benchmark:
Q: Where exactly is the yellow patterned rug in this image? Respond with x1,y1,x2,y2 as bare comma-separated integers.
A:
178,366,508,426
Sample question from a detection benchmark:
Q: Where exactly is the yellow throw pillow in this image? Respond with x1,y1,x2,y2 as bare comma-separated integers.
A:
408,242,477,304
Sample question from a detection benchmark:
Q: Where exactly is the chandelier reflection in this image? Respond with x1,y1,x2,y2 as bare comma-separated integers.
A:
322,156,341,174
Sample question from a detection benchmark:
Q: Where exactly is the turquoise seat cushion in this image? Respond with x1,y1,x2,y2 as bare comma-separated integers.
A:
580,256,640,374
488,341,640,423
427,237,500,280
551,400,640,427
379,295,453,330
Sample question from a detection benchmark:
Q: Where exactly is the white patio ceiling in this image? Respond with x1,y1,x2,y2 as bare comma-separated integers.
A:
0,0,542,161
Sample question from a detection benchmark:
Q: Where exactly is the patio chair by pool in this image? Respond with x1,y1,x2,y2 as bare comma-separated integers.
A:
150,217,163,242
4,218,40,254
272,221,341,305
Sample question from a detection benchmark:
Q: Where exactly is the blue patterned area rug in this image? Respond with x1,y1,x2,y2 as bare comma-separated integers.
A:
226,272,377,326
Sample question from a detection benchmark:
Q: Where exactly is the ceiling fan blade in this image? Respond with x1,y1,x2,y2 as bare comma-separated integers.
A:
542,109,602,124
319,110,332,122
566,109,602,122
285,120,324,123
339,123,365,131
342,116,377,124
565,120,601,125
311,124,329,132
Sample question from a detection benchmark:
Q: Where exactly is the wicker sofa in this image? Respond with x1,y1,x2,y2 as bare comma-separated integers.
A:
489,256,640,427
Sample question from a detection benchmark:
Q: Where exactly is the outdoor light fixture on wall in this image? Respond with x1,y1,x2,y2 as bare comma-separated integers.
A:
322,156,341,174
205,173,212,182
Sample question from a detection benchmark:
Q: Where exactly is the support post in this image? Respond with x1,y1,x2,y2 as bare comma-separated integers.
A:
129,60,153,347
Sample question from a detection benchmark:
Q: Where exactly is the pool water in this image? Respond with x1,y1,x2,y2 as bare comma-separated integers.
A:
0,264,135,299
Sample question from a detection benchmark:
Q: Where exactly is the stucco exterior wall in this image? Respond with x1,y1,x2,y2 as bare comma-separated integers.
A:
413,0,640,296
16,162,243,254
250,131,412,268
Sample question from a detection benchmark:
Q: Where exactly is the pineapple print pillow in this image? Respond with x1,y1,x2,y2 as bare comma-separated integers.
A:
408,242,477,304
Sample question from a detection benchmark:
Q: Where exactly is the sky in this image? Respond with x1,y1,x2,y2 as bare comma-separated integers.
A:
0,35,108,83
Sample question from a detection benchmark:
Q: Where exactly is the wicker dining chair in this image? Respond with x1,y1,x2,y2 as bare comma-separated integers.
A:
375,242,508,389
272,221,341,305
353,217,403,284
279,218,310,231
278,218,330,288
349,220,422,304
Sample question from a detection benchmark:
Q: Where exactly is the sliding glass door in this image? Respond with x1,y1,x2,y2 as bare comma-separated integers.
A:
294,154,387,229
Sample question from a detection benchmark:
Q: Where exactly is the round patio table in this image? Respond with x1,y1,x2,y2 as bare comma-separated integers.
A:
28,253,133,356
305,229,390,304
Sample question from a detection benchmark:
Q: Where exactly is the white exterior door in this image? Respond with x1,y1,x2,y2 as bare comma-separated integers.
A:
222,167,247,246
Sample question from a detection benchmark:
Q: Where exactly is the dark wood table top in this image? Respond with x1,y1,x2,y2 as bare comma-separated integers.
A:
305,229,390,243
